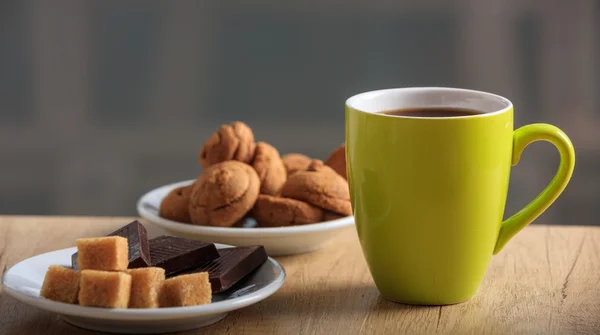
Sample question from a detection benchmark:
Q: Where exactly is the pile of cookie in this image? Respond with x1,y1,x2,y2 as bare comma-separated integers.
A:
159,121,349,228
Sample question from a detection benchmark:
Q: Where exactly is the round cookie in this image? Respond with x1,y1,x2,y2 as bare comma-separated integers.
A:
251,194,324,227
251,142,287,196
281,153,312,176
198,121,256,168
280,169,352,216
325,143,347,180
189,161,260,227
159,184,194,223
307,159,339,176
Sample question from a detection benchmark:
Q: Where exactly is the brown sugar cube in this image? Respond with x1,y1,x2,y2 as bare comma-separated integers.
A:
127,267,165,308
160,272,212,307
76,236,128,271
78,270,132,308
40,265,80,304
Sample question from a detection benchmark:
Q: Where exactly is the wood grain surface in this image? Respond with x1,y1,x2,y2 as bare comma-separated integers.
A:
0,216,599,334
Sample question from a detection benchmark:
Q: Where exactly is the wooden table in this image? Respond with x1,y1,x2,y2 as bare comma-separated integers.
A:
1,216,599,334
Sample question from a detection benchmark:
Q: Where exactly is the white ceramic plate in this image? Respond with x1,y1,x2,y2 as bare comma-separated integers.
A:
137,180,355,256
3,244,285,334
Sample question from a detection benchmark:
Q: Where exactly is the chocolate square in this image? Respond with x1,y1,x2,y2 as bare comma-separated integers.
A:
175,245,267,293
149,235,219,276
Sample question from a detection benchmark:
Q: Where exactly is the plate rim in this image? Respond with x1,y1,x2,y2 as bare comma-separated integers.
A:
2,245,286,321
136,179,354,237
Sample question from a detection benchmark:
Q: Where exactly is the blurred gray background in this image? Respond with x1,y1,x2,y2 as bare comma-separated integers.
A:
0,0,598,225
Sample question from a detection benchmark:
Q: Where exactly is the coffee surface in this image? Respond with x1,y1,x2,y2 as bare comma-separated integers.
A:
380,107,482,117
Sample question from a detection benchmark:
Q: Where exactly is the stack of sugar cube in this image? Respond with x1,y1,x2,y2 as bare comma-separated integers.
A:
40,236,211,308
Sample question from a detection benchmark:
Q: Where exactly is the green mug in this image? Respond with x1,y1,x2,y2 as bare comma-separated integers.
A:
345,87,575,305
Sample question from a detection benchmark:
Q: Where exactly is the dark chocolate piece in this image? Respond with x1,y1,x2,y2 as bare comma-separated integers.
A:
175,246,267,293
71,220,151,270
149,236,219,276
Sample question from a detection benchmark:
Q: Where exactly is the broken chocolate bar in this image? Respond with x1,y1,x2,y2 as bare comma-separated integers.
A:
149,236,219,276
175,245,267,293
72,220,151,270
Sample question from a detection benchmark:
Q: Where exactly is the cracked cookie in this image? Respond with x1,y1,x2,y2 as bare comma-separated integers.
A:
198,121,256,169
159,184,194,223
189,161,260,227
307,159,339,176
325,143,347,180
251,142,287,196
280,168,352,216
281,153,312,176
251,194,324,227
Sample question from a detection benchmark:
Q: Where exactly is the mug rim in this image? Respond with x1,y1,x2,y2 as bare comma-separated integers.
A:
345,87,513,120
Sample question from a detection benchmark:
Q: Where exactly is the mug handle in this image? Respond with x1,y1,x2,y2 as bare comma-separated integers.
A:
493,124,575,255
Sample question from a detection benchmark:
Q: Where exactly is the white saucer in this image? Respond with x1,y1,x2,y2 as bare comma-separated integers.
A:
137,180,355,256
2,244,285,334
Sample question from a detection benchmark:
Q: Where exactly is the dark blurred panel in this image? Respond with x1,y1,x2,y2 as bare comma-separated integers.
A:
0,1,33,124
358,12,459,88
514,10,541,125
0,153,58,215
211,11,362,125
88,1,166,125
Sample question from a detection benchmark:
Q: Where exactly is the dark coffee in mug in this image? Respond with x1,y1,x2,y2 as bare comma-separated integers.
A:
380,107,482,117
